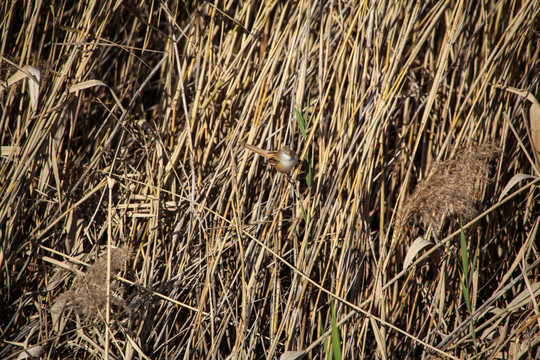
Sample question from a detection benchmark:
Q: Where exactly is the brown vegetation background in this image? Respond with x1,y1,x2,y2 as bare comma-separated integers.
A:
1,1,539,359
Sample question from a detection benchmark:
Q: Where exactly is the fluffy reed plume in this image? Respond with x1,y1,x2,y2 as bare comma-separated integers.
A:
398,143,499,235
56,247,132,318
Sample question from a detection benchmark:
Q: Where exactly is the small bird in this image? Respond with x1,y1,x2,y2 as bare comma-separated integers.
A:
240,141,298,174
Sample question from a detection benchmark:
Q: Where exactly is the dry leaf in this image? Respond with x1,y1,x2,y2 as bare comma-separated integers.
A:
530,95,540,155
50,294,68,333
0,65,41,112
69,79,107,93
403,237,434,270
26,66,41,111
280,351,305,360
498,173,536,202
506,282,540,312
69,79,126,112
497,85,540,155
1,146,21,158
370,317,388,360
16,345,46,360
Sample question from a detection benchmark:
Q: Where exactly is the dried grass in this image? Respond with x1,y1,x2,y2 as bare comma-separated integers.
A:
1,1,540,359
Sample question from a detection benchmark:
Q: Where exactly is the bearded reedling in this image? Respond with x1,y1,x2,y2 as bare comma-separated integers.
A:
240,141,298,174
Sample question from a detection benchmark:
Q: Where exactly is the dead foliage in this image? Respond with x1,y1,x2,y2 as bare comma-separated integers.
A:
1,1,539,359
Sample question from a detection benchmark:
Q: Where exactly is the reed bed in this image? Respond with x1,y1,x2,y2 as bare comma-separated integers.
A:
1,1,539,359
